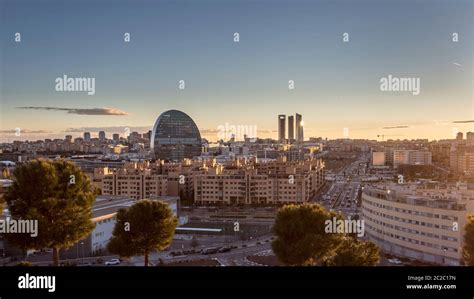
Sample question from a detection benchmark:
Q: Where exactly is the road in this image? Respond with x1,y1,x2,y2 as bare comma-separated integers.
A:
317,152,368,219
24,233,274,267
130,235,274,266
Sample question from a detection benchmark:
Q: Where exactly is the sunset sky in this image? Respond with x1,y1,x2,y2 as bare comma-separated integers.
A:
1,0,473,142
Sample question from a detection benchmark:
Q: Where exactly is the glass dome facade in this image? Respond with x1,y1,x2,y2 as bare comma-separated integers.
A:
150,110,202,161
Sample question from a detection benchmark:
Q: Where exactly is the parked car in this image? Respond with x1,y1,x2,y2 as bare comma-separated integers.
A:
202,247,220,255
218,246,232,253
105,259,121,266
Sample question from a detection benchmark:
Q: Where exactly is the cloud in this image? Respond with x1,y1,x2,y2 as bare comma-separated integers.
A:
258,129,277,134
16,106,128,116
64,126,151,133
382,125,410,129
453,120,474,124
200,128,276,134
65,127,277,134
200,128,220,134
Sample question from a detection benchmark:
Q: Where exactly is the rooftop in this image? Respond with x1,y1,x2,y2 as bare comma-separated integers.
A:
92,195,179,219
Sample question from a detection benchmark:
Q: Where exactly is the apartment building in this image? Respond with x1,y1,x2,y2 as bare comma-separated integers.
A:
450,143,474,175
362,182,474,265
393,149,432,167
101,159,214,200
371,151,386,166
194,157,325,205
100,157,325,205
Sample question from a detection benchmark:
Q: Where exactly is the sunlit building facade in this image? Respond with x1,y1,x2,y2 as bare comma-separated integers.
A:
362,182,474,265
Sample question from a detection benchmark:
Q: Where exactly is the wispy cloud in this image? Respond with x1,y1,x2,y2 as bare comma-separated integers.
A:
258,129,277,134
0,129,52,134
64,126,150,133
17,106,128,116
200,128,276,134
200,128,219,134
382,125,410,129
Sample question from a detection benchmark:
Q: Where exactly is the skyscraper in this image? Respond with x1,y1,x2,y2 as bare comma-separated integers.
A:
467,131,474,142
83,132,91,142
288,115,294,142
278,115,286,142
113,133,120,143
296,113,304,142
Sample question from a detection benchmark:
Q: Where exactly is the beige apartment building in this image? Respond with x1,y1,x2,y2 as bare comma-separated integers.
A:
101,159,213,200
362,182,474,265
194,157,325,205
450,143,474,175
102,171,169,200
393,149,432,167
101,157,325,205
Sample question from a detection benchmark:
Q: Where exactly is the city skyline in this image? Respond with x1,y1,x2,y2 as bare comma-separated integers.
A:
3,1,474,295
1,0,473,142
2,114,474,143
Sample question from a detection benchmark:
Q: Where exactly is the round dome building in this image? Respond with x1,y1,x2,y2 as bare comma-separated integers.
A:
150,110,202,161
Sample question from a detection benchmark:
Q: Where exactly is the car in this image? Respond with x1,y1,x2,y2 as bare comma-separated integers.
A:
105,258,121,265
218,246,232,253
202,247,220,255
388,258,402,265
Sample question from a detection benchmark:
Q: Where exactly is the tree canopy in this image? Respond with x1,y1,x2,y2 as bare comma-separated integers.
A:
463,214,474,266
272,203,380,266
272,203,345,266
4,159,95,265
325,237,380,266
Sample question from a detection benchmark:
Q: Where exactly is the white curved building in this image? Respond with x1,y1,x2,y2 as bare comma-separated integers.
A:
150,110,202,161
